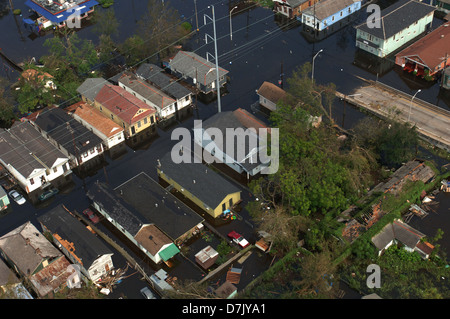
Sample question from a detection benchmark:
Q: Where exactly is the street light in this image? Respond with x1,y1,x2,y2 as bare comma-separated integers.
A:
230,6,238,41
311,49,323,83
408,89,421,122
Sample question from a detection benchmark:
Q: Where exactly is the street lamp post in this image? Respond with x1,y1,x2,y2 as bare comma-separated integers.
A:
408,89,421,122
230,6,238,41
311,49,323,83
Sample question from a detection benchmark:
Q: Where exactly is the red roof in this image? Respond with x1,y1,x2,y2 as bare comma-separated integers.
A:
396,24,450,72
95,84,156,125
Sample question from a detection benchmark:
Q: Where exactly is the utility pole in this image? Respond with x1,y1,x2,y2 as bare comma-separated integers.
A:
194,0,199,32
230,6,238,41
204,5,222,113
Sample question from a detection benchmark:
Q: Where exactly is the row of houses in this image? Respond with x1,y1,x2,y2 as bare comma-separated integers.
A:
276,0,449,84
0,203,114,298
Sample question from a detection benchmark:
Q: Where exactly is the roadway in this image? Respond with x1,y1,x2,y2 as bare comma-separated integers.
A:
337,81,450,152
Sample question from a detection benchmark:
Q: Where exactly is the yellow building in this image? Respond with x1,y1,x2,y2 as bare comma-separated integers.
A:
157,152,242,219
92,84,157,138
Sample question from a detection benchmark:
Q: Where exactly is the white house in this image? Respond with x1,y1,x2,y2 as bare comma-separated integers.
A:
355,0,436,58
87,181,181,265
32,107,104,168
0,122,71,202
193,108,272,178
118,72,178,121
38,205,114,283
136,63,193,118
302,0,362,33
371,219,434,259
69,101,125,150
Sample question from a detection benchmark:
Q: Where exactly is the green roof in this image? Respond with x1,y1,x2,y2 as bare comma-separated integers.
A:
159,243,180,261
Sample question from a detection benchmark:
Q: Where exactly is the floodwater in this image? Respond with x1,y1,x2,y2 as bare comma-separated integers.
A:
0,0,449,300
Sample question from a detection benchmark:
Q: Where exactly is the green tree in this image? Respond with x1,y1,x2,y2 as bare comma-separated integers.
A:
0,77,15,127
15,79,56,114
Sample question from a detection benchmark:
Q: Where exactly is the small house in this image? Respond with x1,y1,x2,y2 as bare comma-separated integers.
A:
136,63,193,118
32,107,104,169
0,222,75,298
167,51,229,95
113,172,205,246
94,84,157,138
395,23,450,79
76,78,109,105
371,219,434,259
355,0,436,58
87,182,182,265
118,72,178,121
157,151,242,219
256,81,288,112
272,0,320,19
68,101,125,150
0,121,72,202
24,0,99,30
38,205,114,283
21,69,57,90
193,108,273,178
302,0,362,39
195,246,219,270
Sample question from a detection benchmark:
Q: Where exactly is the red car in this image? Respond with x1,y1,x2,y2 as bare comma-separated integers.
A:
228,231,250,248
83,208,100,224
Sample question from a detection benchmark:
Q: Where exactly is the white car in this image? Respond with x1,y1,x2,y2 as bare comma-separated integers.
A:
8,190,26,205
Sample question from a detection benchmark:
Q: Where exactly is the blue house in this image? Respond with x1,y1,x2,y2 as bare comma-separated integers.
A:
301,0,362,40
24,0,98,31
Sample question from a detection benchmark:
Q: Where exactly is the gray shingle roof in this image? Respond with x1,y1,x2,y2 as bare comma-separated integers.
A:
195,109,270,172
169,51,229,86
0,122,67,178
37,205,113,268
87,182,145,237
356,0,436,40
158,151,241,210
303,0,358,20
136,64,192,100
76,78,109,101
34,107,103,156
114,172,204,241
118,72,176,110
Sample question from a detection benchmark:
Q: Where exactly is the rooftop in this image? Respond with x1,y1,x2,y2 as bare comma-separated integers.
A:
95,84,156,124
33,107,103,156
25,0,99,23
169,51,229,86
114,172,204,241
195,108,270,172
37,205,114,268
303,0,359,20
356,0,436,39
372,219,425,250
257,81,288,106
158,151,242,210
70,101,124,138
118,72,176,110
76,78,109,102
0,121,67,178
396,23,450,70
135,64,192,100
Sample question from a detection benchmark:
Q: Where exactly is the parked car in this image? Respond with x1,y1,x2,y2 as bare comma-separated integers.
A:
83,208,100,224
8,190,26,205
228,231,250,248
38,188,59,202
140,287,157,299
